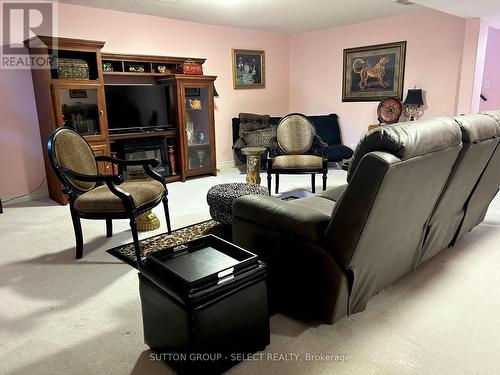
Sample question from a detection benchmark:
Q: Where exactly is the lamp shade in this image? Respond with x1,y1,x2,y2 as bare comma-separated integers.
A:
213,85,219,98
403,89,424,106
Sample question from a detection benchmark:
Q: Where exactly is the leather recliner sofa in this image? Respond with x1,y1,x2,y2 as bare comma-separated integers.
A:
232,111,500,324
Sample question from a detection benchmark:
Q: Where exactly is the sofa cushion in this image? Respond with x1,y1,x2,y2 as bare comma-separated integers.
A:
233,194,331,242
326,144,354,162
318,184,348,202
482,110,500,123
287,196,336,217
347,117,462,182
454,113,500,143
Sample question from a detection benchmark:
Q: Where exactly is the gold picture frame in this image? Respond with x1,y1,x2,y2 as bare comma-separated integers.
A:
342,41,406,102
232,49,265,89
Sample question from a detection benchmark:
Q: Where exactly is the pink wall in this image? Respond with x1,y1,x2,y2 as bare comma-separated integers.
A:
0,2,290,197
480,27,500,111
457,18,490,114
0,68,45,196
0,4,489,198
289,10,466,147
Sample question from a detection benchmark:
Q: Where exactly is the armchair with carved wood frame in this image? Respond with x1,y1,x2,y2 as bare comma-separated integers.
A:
47,127,171,262
267,113,329,195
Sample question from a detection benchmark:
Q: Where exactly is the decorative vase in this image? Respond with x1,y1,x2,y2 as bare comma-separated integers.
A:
195,149,206,168
186,121,194,144
196,128,205,143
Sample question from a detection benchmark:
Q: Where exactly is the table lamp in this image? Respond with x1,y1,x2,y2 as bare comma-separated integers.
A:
403,88,424,121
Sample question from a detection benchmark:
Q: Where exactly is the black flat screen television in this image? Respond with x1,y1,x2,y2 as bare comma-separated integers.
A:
105,85,172,133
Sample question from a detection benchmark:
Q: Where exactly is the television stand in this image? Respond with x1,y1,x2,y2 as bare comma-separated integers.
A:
24,35,217,205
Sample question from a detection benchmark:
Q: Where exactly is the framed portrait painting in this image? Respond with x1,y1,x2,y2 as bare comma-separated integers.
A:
232,49,265,89
342,41,406,102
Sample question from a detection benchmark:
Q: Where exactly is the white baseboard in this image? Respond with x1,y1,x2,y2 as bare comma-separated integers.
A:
217,159,244,173
2,190,49,206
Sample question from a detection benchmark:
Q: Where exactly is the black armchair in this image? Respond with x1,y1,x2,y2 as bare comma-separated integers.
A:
267,113,329,194
47,127,171,261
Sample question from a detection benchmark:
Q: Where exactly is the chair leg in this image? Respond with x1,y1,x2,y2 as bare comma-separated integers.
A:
267,172,272,195
71,213,83,259
130,217,142,266
106,219,113,238
311,174,316,193
275,173,280,194
163,196,172,234
323,172,327,191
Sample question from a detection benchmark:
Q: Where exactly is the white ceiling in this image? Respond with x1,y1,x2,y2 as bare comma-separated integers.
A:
58,0,500,33
412,0,500,28
57,0,425,34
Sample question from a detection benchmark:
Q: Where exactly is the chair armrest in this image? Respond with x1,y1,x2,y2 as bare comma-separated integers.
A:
312,134,329,161
232,195,330,242
60,167,138,210
94,155,159,167
318,184,348,202
94,156,164,185
60,167,123,184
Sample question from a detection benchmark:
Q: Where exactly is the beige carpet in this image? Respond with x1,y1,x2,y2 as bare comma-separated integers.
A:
1,168,500,375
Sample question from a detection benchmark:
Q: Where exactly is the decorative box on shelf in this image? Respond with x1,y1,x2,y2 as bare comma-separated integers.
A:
127,64,145,73
177,59,203,75
53,57,89,80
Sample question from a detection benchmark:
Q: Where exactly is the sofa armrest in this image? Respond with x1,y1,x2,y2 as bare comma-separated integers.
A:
232,195,331,242
318,184,348,202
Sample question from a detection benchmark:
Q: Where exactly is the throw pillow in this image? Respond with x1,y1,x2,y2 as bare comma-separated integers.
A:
238,112,271,138
242,127,276,148
232,137,246,150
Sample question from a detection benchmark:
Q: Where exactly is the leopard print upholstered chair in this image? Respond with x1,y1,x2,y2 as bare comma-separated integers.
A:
267,113,328,194
47,127,171,262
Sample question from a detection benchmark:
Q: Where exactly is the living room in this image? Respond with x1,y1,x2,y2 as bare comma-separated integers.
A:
1,0,500,374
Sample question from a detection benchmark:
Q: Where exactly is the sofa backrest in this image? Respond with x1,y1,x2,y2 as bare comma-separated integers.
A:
418,113,500,264
454,110,500,240
232,113,341,146
325,117,462,314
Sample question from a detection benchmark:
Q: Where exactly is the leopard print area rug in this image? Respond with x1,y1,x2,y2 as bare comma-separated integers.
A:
107,220,227,268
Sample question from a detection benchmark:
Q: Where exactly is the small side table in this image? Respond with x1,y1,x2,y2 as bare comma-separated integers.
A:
241,147,266,184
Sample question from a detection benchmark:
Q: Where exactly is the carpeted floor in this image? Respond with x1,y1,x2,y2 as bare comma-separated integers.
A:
1,168,500,375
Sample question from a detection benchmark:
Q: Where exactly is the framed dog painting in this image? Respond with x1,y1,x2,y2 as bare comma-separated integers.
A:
342,41,406,102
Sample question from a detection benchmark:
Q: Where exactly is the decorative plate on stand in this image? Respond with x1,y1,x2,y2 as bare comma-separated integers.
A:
377,97,402,124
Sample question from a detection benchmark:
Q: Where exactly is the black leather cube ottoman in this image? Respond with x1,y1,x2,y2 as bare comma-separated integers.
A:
138,235,269,374
206,183,269,225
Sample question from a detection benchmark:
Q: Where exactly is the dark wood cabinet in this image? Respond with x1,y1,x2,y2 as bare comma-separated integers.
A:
25,36,217,204
159,75,217,179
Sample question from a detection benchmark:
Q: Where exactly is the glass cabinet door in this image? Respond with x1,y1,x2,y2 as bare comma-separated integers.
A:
184,86,212,172
54,86,103,136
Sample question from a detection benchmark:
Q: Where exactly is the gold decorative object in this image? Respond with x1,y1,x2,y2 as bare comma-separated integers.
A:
242,147,266,184
188,98,202,109
137,210,161,232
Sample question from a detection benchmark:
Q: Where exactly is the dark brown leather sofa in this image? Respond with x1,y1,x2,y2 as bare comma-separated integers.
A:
232,111,500,324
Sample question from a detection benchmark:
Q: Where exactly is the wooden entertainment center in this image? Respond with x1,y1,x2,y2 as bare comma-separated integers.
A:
25,36,217,205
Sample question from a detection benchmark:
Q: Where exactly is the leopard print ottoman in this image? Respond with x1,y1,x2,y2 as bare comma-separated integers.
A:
206,183,269,225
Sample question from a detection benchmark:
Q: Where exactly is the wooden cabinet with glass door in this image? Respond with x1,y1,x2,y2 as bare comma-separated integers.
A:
175,76,217,178
25,36,109,204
